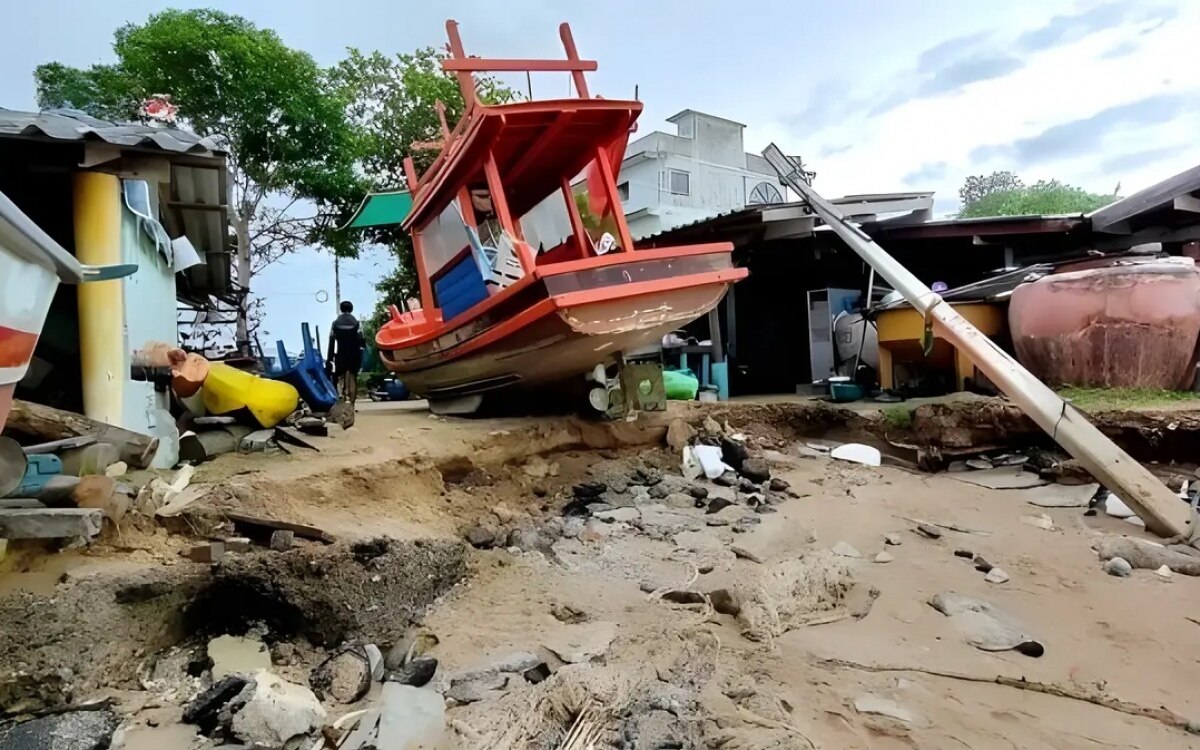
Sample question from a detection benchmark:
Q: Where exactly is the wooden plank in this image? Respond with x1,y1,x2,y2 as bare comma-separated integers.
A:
1091,163,1200,232
6,400,158,469
442,58,597,73
508,110,577,184
225,513,335,544
22,435,96,455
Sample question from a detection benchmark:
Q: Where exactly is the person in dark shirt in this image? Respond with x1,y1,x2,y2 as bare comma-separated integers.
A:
327,300,366,404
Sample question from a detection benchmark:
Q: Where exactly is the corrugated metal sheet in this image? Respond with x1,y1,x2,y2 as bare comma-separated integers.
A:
0,108,227,156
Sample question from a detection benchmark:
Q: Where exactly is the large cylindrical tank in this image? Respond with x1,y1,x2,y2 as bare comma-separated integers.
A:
1008,256,1200,389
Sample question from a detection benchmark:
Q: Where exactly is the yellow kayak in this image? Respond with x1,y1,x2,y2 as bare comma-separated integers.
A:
201,363,299,428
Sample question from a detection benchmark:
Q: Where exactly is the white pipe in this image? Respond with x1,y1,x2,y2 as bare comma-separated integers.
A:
764,144,1189,538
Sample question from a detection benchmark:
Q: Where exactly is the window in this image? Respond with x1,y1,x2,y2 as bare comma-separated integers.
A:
617,182,629,201
677,118,695,139
668,169,690,196
420,201,472,275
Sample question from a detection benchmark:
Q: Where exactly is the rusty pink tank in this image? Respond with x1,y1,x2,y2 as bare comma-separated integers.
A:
1008,256,1200,389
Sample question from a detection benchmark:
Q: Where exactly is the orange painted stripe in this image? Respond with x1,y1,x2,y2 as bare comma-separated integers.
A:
535,243,735,276
0,325,38,369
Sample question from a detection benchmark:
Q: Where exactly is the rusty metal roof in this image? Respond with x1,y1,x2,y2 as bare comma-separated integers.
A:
0,108,227,156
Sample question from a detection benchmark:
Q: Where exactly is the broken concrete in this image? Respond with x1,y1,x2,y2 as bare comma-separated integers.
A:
0,707,119,749
542,620,617,663
377,683,446,750
230,671,325,747
0,507,103,540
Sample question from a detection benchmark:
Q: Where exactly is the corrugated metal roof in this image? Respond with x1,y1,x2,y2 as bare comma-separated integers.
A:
0,108,227,156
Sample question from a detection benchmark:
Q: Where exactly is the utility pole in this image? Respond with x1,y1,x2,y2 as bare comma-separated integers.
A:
764,143,1190,539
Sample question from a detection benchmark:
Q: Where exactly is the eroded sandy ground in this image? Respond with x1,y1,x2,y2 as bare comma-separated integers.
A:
4,401,1200,749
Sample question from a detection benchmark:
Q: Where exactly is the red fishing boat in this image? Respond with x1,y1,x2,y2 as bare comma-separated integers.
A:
367,20,746,413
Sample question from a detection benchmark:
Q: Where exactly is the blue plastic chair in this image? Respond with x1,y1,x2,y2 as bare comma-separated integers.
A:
266,323,339,412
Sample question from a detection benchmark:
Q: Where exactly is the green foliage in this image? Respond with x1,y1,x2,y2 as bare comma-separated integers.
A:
882,406,914,429
34,62,138,120
959,179,1116,218
329,47,515,325
1058,387,1200,412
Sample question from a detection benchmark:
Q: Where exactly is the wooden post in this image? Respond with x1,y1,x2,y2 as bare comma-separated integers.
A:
559,23,591,98
445,20,477,105
593,146,635,253
6,399,159,469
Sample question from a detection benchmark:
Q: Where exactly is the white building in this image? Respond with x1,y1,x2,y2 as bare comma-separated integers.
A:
618,110,786,240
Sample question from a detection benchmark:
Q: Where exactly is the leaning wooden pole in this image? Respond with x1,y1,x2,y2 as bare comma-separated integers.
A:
763,144,1190,538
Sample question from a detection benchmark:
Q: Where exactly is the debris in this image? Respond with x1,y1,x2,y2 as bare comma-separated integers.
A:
542,620,617,663
384,632,439,670
0,507,103,540
0,707,119,750
916,523,942,539
1025,482,1099,508
230,671,326,748
830,443,882,467
713,471,737,487
706,497,735,515
694,445,732,480
240,428,277,453
984,567,1010,584
1103,492,1136,518
681,446,702,481
270,529,295,551
1155,565,1173,580
831,541,862,558
1095,536,1200,575
7,398,159,469
953,549,974,559
183,541,226,564
874,551,894,564
739,458,771,483
226,512,335,544
731,523,815,564
209,634,271,679
311,644,374,703
387,656,438,687
929,592,1043,656
965,458,993,470
523,663,551,684
666,419,696,451
854,694,917,723
72,475,127,523
295,417,329,436
464,526,497,548
594,507,639,523
1126,516,1147,528
103,461,127,477
709,588,741,616
377,683,446,749
768,477,790,493
1021,513,1056,531
446,669,507,703
1105,557,1134,577
907,517,990,536
720,436,750,471
884,533,902,546
365,643,384,681
224,536,253,553
972,555,993,573
951,466,1045,490
183,675,250,733
702,416,723,435
735,551,853,641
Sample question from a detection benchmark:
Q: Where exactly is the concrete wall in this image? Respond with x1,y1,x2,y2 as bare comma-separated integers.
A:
120,193,176,434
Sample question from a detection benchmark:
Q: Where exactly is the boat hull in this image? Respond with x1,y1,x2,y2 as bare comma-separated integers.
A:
383,283,732,398
0,244,61,432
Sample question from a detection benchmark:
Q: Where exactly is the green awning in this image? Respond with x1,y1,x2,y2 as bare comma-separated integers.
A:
342,190,413,230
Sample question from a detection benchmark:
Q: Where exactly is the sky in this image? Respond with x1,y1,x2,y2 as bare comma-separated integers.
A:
3,0,1198,348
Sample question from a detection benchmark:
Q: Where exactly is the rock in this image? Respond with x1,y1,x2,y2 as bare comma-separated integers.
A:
661,590,706,605
873,551,894,564
1155,565,1173,579
666,419,697,451
572,481,607,500
648,484,670,500
973,555,993,573
269,530,295,551
1021,513,1055,531
706,497,735,514
1126,516,1147,528
209,635,271,680
687,484,709,500
506,526,552,554
550,603,588,623
310,644,374,703
702,416,723,435
183,675,250,733
916,523,942,539
489,651,544,674
542,621,617,663
674,530,725,552
713,471,737,487
634,466,664,486
739,458,771,483
386,656,438,687
384,632,438,671
709,589,741,616
737,477,759,494
183,541,226,564
831,541,861,558
767,477,790,492
464,526,497,549
1105,557,1133,577
720,437,749,471
0,709,120,750
854,694,917,723
594,507,639,523
929,593,1043,655
446,670,508,703
663,492,696,509
523,663,552,684
377,683,446,749
884,533,902,546
231,671,326,748
984,567,1010,584
0,507,104,541
953,549,975,559
223,537,253,553
1103,492,1136,518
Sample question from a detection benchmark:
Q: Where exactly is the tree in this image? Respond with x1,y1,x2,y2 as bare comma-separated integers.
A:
959,179,1117,218
329,48,516,330
35,9,361,353
958,171,1024,211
